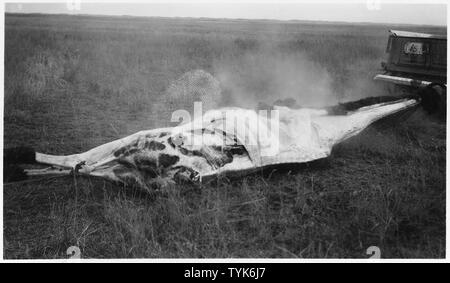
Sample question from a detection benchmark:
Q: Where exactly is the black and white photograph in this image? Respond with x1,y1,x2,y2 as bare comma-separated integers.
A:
1,0,447,262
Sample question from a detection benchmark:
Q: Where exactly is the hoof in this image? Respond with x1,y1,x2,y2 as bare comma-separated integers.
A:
4,146,36,165
3,165,28,183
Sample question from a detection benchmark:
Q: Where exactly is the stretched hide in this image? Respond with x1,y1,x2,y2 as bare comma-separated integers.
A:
7,97,419,190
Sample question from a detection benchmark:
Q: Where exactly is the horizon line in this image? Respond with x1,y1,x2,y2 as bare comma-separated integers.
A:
5,11,447,28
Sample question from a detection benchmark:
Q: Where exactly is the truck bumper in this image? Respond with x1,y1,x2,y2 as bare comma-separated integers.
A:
374,74,433,88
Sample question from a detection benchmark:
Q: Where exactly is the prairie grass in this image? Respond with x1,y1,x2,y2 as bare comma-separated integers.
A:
3,13,446,258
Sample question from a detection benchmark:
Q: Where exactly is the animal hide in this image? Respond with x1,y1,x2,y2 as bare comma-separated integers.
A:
9,96,418,190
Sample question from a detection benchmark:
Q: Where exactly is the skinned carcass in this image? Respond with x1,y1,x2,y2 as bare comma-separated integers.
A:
4,95,421,190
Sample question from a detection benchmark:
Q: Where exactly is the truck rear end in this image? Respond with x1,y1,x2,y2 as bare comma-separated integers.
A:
374,30,446,118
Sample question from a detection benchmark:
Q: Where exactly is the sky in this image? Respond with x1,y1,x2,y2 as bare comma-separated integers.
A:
4,1,448,26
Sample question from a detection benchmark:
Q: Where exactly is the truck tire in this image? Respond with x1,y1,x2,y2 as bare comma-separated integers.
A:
418,83,446,120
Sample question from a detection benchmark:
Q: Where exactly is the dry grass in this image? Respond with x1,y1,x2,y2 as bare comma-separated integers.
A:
3,13,446,258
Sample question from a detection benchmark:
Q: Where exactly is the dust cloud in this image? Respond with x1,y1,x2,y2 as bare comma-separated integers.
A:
212,46,338,109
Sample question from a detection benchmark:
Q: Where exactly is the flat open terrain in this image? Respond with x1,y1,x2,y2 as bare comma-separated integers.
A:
3,13,446,258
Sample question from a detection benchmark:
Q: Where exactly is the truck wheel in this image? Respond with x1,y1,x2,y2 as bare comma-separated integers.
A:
418,83,446,120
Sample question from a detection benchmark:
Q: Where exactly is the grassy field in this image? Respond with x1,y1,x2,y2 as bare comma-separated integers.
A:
3,13,446,258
